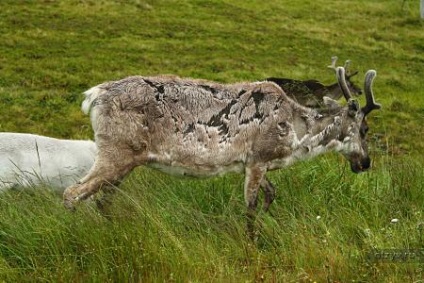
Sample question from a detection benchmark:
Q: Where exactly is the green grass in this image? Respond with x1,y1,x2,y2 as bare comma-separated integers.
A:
0,0,424,282
1,158,424,282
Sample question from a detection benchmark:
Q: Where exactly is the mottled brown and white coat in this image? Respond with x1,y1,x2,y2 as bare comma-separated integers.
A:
63,67,381,237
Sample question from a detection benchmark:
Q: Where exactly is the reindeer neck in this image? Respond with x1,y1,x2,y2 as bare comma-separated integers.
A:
293,108,345,155
267,108,346,171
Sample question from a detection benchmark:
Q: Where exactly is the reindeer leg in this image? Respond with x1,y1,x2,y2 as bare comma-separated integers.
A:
94,185,117,217
63,149,136,210
244,165,266,240
260,177,276,213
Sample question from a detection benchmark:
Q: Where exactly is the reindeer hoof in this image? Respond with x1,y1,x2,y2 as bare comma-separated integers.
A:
63,185,81,211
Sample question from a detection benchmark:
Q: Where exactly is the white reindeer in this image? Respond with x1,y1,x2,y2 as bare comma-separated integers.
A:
0,133,96,191
63,66,381,237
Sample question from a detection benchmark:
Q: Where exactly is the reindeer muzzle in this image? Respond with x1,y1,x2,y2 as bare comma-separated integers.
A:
350,156,371,173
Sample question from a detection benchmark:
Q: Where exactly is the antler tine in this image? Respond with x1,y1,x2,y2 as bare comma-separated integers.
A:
336,66,352,101
327,56,338,72
361,70,382,115
343,59,351,75
344,59,351,70
343,59,359,78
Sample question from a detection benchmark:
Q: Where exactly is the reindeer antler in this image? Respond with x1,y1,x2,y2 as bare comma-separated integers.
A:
329,57,359,79
344,59,351,69
336,67,352,101
361,70,381,115
327,56,338,72
344,60,351,73
344,59,359,78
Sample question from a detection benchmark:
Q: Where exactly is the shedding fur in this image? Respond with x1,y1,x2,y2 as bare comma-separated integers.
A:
63,67,380,238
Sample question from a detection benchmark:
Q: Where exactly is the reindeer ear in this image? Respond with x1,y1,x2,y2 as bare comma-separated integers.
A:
323,96,341,110
348,99,360,117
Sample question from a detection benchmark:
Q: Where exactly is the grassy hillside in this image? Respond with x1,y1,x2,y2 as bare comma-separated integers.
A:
0,0,423,282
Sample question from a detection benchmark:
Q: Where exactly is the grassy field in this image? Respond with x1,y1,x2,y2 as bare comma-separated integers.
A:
0,0,424,282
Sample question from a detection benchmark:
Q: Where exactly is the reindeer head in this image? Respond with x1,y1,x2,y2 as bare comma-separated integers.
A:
330,66,381,173
328,56,362,96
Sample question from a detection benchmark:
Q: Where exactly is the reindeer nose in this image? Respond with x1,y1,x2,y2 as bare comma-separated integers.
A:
350,156,371,173
361,157,371,170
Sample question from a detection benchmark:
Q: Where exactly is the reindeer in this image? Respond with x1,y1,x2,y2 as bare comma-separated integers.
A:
0,133,96,191
63,66,381,238
266,56,363,107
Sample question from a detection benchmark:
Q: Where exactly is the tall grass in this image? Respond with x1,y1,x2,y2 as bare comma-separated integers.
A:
0,0,424,281
0,154,423,282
